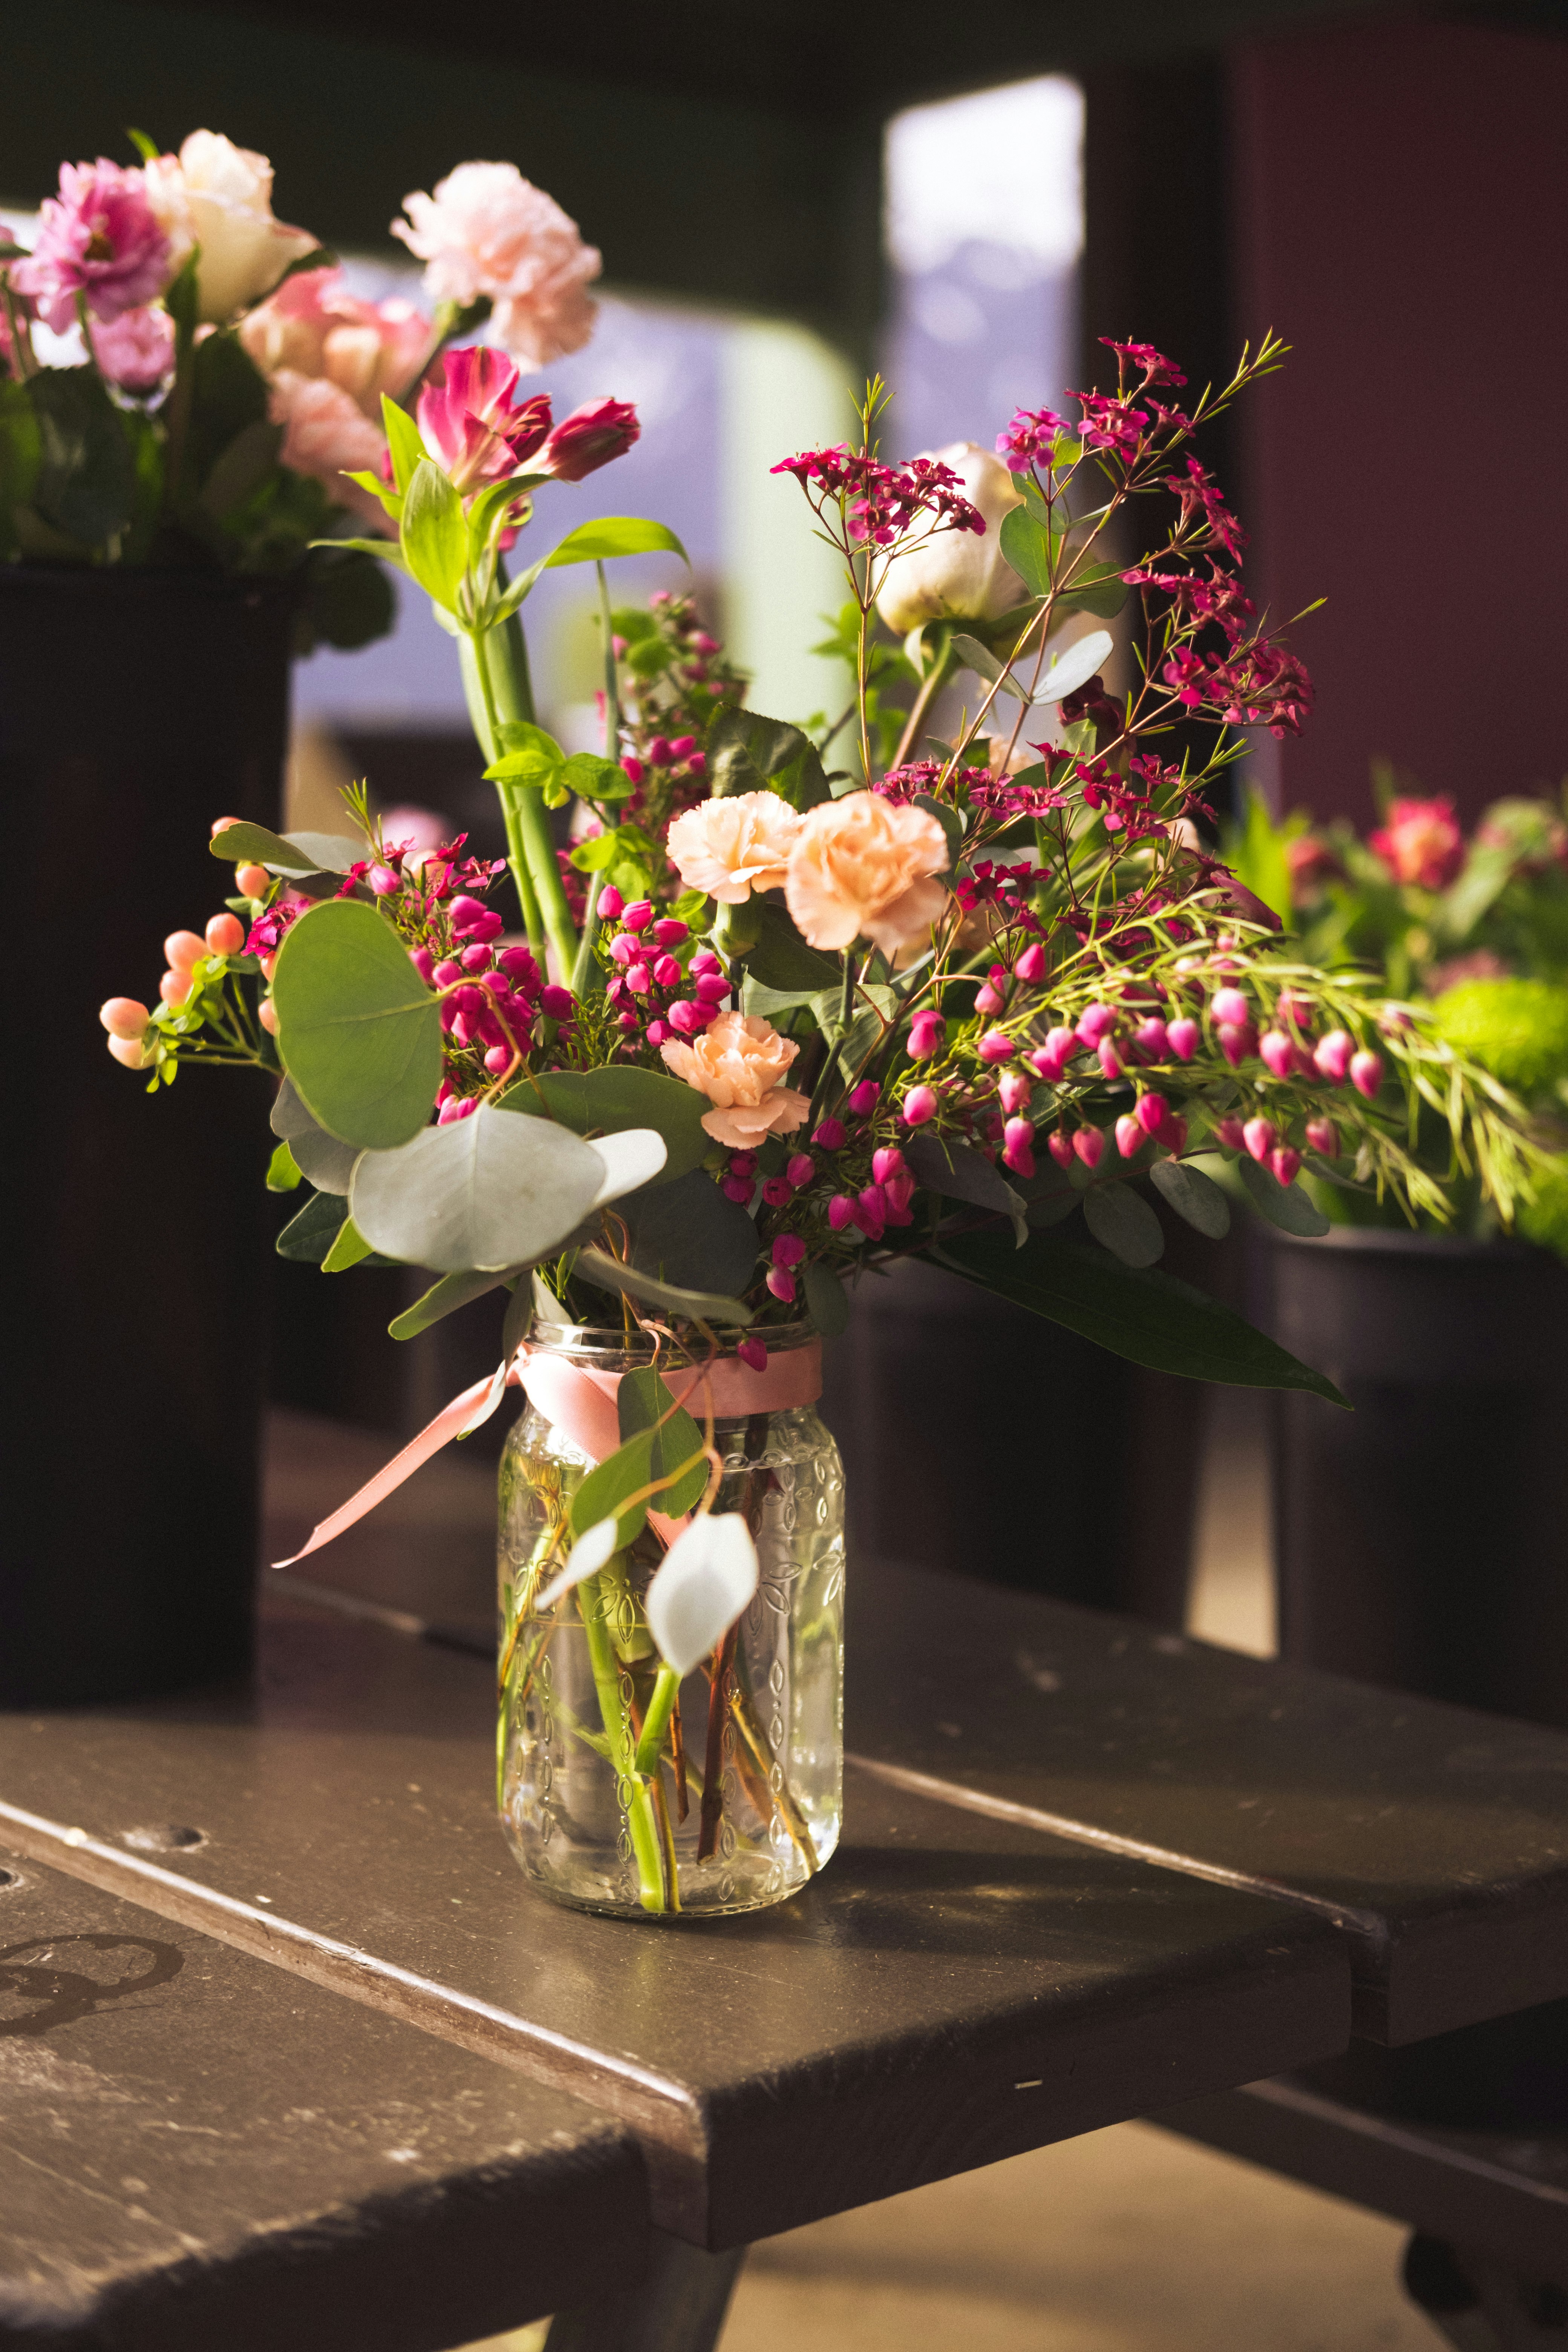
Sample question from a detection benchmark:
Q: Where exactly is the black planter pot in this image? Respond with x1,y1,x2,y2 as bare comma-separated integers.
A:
1267,1227,1568,1728
819,1253,1207,1625
1,565,292,1703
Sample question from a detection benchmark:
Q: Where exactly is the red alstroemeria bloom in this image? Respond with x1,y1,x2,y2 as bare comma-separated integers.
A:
416,345,552,493
538,395,640,481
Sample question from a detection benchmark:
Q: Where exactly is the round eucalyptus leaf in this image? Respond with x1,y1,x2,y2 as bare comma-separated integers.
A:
802,1260,850,1338
1037,628,1115,704
268,1077,358,1194
1149,1156,1231,1240
525,1066,709,1183
272,900,443,1150
1083,1179,1166,1268
350,1103,606,1271
588,1127,669,1205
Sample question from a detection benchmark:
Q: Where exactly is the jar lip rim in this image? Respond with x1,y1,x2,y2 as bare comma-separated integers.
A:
527,1316,818,1356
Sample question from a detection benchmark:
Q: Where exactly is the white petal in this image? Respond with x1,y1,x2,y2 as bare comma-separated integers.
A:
589,1127,668,1207
1037,628,1115,704
535,1516,619,1612
645,1513,760,1675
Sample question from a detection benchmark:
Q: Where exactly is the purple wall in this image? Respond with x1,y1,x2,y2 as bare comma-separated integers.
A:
1233,18,1568,824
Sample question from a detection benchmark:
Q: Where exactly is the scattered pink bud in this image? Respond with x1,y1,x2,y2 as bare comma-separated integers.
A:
1350,1049,1384,1099
625,962,652,995
648,736,672,767
761,1178,792,1207
694,972,731,1003
652,954,683,988
737,1337,769,1373
722,1175,754,1203
1305,1116,1339,1157
622,900,654,932
620,756,645,787
646,1018,670,1046
484,1044,512,1075
847,1080,880,1115
616,1011,639,1031
1097,1038,1124,1080
159,967,192,1006
1269,1146,1302,1186
596,885,624,920
856,1185,887,1236
1211,986,1251,1027
1277,992,1314,1033
1163,1116,1189,1155
1116,1113,1144,1158
164,929,207,973
259,997,280,1035
1077,1001,1117,1045
1167,1017,1199,1061
729,1153,759,1177
690,948,721,976
899,1086,937,1127
99,997,150,1040
447,895,488,936
772,1233,807,1269
884,1171,916,1216
608,933,639,966
974,982,1006,1017
1314,1029,1354,1083
1029,1027,1077,1082
1218,1023,1253,1067
813,1117,847,1150
499,946,540,991
1013,942,1047,984
1133,1017,1169,1061
652,918,689,948
433,958,463,987
409,946,436,984
1047,1129,1075,1170
1243,1116,1277,1162
668,999,705,1036
1215,1116,1247,1151
766,1268,797,1302
1259,1029,1295,1080
828,1193,856,1230
907,1011,945,1060
998,1070,1032,1115
204,913,245,956
460,942,493,974
236,862,271,899
786,1152,815,1188
977,1027,1013,1064
369,864,401,896
1136,1091,1170,1137
871,1146,906,1185
1002,1117,1036,1177
539,986,574,1019
1072,1125,1104,1170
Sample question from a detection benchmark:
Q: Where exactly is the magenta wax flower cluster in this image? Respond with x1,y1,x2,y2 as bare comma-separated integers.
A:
599,893,728,1049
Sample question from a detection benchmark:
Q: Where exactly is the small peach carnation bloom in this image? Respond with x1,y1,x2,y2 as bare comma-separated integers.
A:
660,1012,812,1150
665,792,803,904
785,790,951,955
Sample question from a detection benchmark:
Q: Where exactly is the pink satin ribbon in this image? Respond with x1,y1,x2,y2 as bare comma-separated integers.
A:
273,1337,823,1569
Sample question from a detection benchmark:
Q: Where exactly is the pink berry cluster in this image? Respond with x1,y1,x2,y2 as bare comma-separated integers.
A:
598,888,729,1047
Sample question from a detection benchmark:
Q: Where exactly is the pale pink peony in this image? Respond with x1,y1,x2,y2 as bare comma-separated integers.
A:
267,372,393,529
391,161,600,370
785,790,951,955
666,792,803,905
13,159,171,331
240,266,432,419
144,132,318,323
660,1011,812,1149
90,303,176,390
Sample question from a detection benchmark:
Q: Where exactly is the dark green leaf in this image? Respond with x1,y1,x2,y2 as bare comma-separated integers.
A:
275,1187,347,1263
27,369,136,546
998,504,1063,597
904,1131,1021,1225
388,1265,516,1339
1236,1155,1332,1236
210,822,364,876
1149,1157,1231,1239
706,705,830,811
949,632,1027,701
1082,1180,1165,1266
544,514,688,568
271,899,443,1149
802,1260,850,1338
574,1246,750,1329
513,1067,710,1184
1055,563,1128,620
187,329,269,483
616,1167,760,1295
199,416,284,520
351,1103,611,1271
913,793,964,865
934,1227,1347,1403
297,548,397,653
562,752,634,801
570,1427,668,1547
0,378,41,532
746,896,841,992
400,456,467,610
615,1368,708,1516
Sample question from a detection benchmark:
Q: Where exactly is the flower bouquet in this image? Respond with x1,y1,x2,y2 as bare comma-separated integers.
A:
103,322,1547,1915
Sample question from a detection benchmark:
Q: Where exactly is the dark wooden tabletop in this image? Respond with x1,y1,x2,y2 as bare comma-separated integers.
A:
0,1852,647,2352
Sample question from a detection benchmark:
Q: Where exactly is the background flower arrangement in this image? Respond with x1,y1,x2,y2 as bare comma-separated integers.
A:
0,136,607,652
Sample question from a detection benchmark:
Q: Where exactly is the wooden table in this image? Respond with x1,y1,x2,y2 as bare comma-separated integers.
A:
3,1412,1566,2349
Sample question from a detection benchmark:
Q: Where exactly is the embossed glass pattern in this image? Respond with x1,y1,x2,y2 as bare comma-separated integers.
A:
497,1322,845,1917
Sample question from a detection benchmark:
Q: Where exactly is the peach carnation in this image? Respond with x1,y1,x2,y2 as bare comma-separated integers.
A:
784,790,950,955
660,1012,812,1150
666,792,803,904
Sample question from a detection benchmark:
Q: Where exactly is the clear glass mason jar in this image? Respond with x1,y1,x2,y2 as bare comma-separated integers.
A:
496,1320,845,1918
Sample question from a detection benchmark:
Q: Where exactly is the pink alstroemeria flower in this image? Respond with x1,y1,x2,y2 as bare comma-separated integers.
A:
13,158,170,332
415,345,552,494
538,396,640,481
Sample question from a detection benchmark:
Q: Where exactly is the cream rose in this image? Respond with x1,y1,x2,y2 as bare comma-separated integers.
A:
874,441,1027,635
660,1012,812,1150
145,132,318,323
784,792,951,956
665,791,803,905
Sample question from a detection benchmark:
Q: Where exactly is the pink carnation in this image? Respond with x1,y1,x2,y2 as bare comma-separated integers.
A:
391,161,600,371
13,158,170,332
89,303,176,391
240,265,432,420
1368,796,1466,891
267,372,393,528
784,790,951,956
660,1011,812,1150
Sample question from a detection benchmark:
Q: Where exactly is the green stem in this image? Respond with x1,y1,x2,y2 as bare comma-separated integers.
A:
579,1572,667,1912
475,616,580,981
458,631,545,958
569,561,620,996
632,1661,681,1777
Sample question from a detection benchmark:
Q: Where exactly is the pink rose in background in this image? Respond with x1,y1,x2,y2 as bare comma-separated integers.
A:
89,303,176,391
0,286,35,375
539,396,640,482
660,1011,812,1149
1369,796,1466,890
144,132,317,323
12,159,170,331
666,792,802,903
392,161,600,370
416,345,552,493
267,372,392,528
785,791,951,955
240,266,432,419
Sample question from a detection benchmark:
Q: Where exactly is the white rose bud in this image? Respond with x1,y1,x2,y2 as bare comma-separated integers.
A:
145,132,319,323
875,441,1029,635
